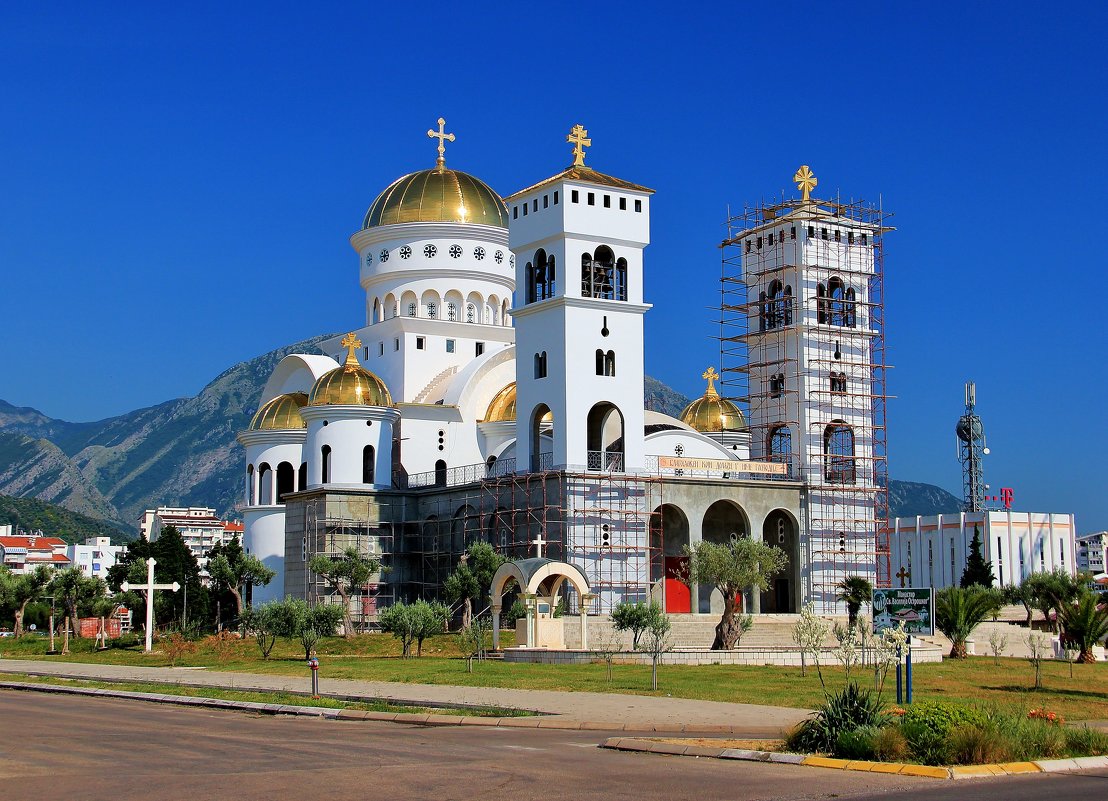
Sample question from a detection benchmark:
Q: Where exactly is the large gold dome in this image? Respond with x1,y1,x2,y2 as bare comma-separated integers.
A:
483,382,517,422
309,334,393,407
249,392,308,430
363,167,508,229
680,368,747,433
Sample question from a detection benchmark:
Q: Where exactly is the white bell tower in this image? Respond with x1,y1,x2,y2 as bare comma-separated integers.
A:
507,125,653,473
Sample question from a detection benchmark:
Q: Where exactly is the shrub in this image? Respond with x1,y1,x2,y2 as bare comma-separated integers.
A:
786,683,888,754
947,722,1010,765
872,725,910,762
835,725,880,760
900,720,950,765
1063,725,1108,757
900,701,988,740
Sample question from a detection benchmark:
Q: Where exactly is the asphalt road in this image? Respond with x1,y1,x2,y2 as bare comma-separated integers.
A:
1,691,1104,801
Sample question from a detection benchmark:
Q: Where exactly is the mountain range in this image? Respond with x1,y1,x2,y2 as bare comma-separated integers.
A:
0,335,963,533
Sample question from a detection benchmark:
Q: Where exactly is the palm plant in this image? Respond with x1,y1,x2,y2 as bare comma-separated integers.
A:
1059,594,1108,664
936,586,998,658
836,576,873,629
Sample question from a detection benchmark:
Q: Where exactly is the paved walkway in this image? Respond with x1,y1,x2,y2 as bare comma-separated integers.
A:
0,658,808,734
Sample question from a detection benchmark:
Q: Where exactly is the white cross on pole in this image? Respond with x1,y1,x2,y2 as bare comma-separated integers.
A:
121,557,180,653
531,534,547,559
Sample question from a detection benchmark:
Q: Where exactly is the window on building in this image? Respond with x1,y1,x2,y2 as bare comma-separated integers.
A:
378,342,384,356
928,541,934,586
446,339,455,353
394,338,400,351
513,206,518,219
808,226,815,237
534,351,547,379
407,302,417,317
595,349,615,376
768,232,774,246
416,337,425,350
861,233,868,245
830,372,847,393
533,198,538,212
997,536,1004,585
768,425,792,466
362,445,375,485
475,342,485,356
845,288,857,328
848,231,855,244
447,302,457,321
770,373,785,397
619,197,627,210
824,421,856,484
821,228,828,240
321,445,331,484
756,236,762,250
790,226,796,240
828,277,847,326
522,204,527,216
746,240,752,254
587,192,595,205
603,195,611,208
466,304,476,323
634,199,642,212
834,229,842,242
543,194,549,208
581,246,620,300
553,190,559,204
571,190,579,203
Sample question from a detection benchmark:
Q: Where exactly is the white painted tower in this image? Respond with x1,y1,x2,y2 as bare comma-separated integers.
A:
506,125,654,475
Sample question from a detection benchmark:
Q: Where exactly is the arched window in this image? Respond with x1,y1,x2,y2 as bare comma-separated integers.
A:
321,445,331,484
845,288,857,328
824,421,855,484
586,402,625,471
580,252,593,297
615,257,627,301
427,301,438,320
546,255,557,298
372,298,380,324
298,462,307,491
830,372,847,393
486,455,497,474
534,351,547,379
770,373,785,397
246,464,254,505
435,459,447,487
276,462,295,503
828,277,846,326
525,262,536,303
447,302,457,321
258,462,272,505
768,425,792,466
604,350,615,376
817,283,828,324
595,349,604,375
766,280,782,329
466,304,476,323
362,445,375,484
407,302,417,317
758,291,767,332
783,285,793,326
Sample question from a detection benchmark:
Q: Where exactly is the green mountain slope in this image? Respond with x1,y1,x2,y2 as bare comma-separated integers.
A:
0,494,133,544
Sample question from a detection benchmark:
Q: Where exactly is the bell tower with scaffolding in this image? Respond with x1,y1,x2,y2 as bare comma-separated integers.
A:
719,166,893,611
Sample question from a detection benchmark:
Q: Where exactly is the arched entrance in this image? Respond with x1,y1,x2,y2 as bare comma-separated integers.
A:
586,402,624,471
700,500,751,613
761,509,799,613
490,558,596,650
650,504,691,613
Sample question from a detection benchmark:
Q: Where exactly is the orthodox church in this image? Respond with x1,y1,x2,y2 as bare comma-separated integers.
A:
238,120,886,623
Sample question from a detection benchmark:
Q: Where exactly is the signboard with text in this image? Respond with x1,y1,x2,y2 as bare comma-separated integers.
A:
872,587,934,635
657,456,787,475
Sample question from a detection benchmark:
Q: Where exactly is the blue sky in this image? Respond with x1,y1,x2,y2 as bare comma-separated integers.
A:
1,3,1105,530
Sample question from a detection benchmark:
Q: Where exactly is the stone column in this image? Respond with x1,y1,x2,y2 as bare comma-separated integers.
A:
492,603,501,650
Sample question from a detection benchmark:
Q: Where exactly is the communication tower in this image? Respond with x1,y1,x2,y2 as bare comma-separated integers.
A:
956,381,989,512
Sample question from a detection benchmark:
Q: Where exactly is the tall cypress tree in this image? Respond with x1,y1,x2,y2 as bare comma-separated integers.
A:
960,526,996,588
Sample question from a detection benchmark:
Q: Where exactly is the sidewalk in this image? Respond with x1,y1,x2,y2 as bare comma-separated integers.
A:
0,658,808,735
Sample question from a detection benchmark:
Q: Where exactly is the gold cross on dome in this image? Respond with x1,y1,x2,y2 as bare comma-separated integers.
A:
567,123,592,167
427,117,455,169
794,164,817,201
340,332,363,366
702,366,720,395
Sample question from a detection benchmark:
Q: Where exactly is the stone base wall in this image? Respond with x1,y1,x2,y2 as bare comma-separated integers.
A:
502,644,945,666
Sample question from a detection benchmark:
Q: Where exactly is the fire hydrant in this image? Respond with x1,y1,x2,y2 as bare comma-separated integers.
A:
307,655,320,698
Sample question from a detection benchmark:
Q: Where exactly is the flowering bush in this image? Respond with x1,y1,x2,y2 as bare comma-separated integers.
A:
1028,708,1065,726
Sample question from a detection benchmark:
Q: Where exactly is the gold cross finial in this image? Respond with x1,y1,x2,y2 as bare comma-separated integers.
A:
702,366,720,396
340,332,363,368
427,117,455,170
794,164,817,202
567,123,592,167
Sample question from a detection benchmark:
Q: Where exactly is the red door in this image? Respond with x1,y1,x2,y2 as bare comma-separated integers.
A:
663,556,691,613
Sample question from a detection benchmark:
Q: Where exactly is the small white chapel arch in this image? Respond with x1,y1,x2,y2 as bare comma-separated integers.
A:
490,554,595,651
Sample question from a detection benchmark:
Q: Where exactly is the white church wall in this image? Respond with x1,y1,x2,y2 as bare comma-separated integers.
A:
243,506,287,603
644,429,739,461
302,406,397,488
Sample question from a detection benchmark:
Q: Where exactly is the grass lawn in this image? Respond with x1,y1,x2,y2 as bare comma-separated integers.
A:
3,633,1106,721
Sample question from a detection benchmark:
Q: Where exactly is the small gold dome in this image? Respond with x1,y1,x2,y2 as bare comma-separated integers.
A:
250,392,308,430
308,333,393,407
680,367,747,433
363,167,508,229
483,383,517,422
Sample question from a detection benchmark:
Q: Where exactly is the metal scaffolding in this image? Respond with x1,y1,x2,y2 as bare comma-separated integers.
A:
719,194,892,609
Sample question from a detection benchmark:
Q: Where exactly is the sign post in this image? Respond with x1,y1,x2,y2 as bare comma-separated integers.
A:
121,557,180,654
874,588,933,705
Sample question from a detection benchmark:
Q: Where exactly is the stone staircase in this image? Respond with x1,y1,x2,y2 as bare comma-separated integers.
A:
412,365,458,403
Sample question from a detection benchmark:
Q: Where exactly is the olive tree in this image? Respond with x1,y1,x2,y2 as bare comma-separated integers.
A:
684,536,788,650
308,547,382,637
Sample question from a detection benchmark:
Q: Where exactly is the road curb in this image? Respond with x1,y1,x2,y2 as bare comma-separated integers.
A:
599,737,1108,778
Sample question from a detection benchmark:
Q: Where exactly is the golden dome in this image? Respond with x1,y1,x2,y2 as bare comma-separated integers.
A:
249,392,308,431
308,333,393,408
680,367,747,433
363,167,508,229
483,383,517,422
